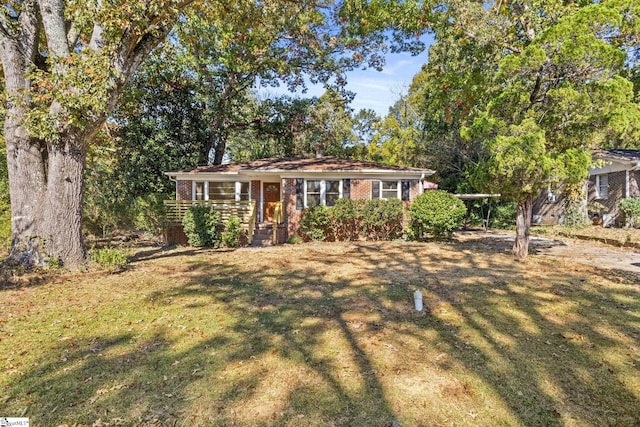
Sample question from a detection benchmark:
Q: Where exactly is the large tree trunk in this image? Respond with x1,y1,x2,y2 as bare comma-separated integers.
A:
5,110,47,266
513,195,532,258
1,0,181,269
40,135,90,267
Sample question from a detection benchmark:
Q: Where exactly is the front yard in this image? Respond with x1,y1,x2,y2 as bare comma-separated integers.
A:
1,238,639,426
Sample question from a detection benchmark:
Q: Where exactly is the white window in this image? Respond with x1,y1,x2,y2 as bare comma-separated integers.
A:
305,179,342,207
596,174,608,199
372,180,400,199
209,182,236,201
192,181,250,201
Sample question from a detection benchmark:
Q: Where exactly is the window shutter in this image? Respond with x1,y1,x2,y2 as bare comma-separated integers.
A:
372,181,380,199
296,178,304,209
343,179,350,199
402,180,410,201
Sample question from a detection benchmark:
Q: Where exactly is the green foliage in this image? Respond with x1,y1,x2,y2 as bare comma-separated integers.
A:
407,191,466,239
221,216,246,248
489,201,517,229
619,197,640,228
287,235,303,245
360,199,404,241
470,119,554,199
562,200,590,229
90,247,129,272
299,205,332,242
300,199,404,242
330,198,364,241
45,257,62,270
182,205,221,247
130,193,169,234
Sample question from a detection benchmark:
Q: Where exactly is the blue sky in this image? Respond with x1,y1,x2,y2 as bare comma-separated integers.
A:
257,36,433,118
342,46,430,116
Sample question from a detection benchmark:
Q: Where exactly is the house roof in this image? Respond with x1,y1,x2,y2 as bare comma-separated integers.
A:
594,149,640,162
166,157,435,177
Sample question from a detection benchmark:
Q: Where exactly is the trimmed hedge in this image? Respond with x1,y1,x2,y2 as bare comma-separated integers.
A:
407,190,466,239
299,198,404,242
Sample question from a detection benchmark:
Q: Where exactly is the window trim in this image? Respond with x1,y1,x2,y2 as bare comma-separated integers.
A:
192,180,251,202
303,179,343,208
373,180,401,200
596,174,609,199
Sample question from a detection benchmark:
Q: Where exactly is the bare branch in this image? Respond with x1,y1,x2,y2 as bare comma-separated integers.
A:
38,0,70,58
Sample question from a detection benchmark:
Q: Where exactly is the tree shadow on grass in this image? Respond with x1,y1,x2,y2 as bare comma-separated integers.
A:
3,240,640,426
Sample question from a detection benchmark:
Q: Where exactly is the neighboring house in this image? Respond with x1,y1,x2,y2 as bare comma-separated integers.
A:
533,149,640,226
164,156,435,245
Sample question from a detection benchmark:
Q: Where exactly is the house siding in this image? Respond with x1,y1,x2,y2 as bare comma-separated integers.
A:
631,171,640,198
589,171,626,225
177,180,192,200
282,177,422,237
283,178,299,238
250,180,261,202
532,187,566,225
350,179,372,200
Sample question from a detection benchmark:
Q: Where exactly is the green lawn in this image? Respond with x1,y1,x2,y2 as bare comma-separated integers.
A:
1,239,639,426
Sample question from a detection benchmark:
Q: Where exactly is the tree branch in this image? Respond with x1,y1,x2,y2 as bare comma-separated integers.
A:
38,0,70,58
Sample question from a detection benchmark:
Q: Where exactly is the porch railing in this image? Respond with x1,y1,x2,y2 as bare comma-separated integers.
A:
272,201,284,244
246,201,257,246
164,199,256,224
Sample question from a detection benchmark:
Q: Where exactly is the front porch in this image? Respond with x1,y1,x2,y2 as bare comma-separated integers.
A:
163,199,285,246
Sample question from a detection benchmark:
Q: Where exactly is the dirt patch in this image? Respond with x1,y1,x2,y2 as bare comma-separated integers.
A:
455,229,640,273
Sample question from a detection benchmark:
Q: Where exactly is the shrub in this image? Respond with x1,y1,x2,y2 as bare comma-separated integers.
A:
562,199,590,228
407,190,466,239
619,197,640,228
221,216,246,248
131,193,169,235
330,198,364,240
91,247,128,271
299,205,332,241
287,235,303,244
360,199,404,240
182,205,221,247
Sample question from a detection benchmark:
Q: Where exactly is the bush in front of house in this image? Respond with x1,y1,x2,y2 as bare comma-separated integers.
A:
300,199,405,242
221,216,246,248
360,198,404,240
182,205,221,247
407,190,466,239
331,198,365,240
619,197,640,228
299,205,332,241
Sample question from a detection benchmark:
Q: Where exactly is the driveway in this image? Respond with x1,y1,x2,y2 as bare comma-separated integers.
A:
455,230,640,273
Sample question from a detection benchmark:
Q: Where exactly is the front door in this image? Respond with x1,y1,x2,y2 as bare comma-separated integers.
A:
263,182,281,222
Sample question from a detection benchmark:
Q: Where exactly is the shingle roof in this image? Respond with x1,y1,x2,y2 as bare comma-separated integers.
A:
173,156,434,174
594,149,640,162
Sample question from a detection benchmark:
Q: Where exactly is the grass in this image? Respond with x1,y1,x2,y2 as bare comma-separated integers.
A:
1,238,639,426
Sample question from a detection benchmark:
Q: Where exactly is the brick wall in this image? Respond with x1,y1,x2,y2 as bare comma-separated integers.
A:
350,179,372,200
410,180,420,199
631,171,640,198
589,171,626,225
250,180,261,202
283,178,299,238
532,187,565,225
177,180,192,200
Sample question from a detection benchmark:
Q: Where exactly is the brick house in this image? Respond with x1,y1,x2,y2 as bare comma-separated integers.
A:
533,149,640,226
164,157,435,245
